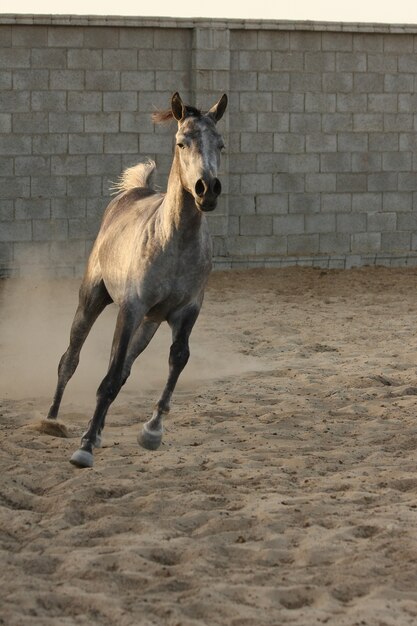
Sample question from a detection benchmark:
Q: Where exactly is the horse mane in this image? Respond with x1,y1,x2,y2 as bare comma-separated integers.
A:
152,105,202,125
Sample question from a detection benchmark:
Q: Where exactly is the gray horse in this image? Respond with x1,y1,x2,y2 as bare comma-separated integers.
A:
46,92,228,468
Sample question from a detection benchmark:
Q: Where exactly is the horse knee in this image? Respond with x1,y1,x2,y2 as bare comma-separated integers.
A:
169,341,190,370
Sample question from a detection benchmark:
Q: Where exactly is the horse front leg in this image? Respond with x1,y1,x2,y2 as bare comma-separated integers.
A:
70,302,144,468
138,304,200,451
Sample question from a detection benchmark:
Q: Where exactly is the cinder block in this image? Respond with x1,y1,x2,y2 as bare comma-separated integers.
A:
0,48,30,69
305,94,336,113
241,173,273,194
337,213,366,232
398,94,417,112
119,28,154,49
51,155,86,176
15,155,49,176
258,31,289,51
384,114,413,132
240,215,276,236
241,132,273,153
289,193,320,214
239,50,271,71
13,69,49,90
272,52,303,71
49,113,83,133
258,112,289,133
230,71,257,91
51,197,86,219
353,114,384,132
352,193,382,212
369,133,398,151
287,234,319,255
256,153,289,174
274,173,304,193
336,52,366,72
0,220,32,242
227,236,256,256
322,72,353,93
274,133,305,154
321,153,351,173
0,91,29,113
258,72,289,92
229,153,257,174
353,34,383,52
31,48,67,69
368,212,397,231
353,73,384,93
16,198,50,220
289,32,321,51
194,49,230,71
288,154,319,173
0,176,30,199
50,70,84,90
138,49,172,70
352,232,381,253
104,133,138,154
33,218,68,241
382,152,412,172
240,92,272,112
86,71,120,91
322,193,351,213
305,213,336,233
273,93,304,112
31,91,66,112
84,113,119,133
0,156,12,175
319,233,350,253
290,73,322,93
68,48,102,69
336,173,367,192
32,134,67,155
103,49,137,70
351,152,382,173
0,135,31,155
69,134,103,154
306,134,337,152
322,113,352,133
383,191,413,211
228,194,255,216
337,93,367,112
256,194,288,215
368,173,398,191
68,91,102,112
48,26,84,47
338,132,368,152
104,92,137,112
155,28,190,50
323,33,353,51
290,113,321,133
385,74,414,93
397,213,417,230
305,52,335,72
255,236,287,255
31,176,66,198
305,173,336,193
273,214,304,235
381,232,411,252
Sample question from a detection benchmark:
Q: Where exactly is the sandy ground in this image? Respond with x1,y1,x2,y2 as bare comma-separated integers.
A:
1,267,417,626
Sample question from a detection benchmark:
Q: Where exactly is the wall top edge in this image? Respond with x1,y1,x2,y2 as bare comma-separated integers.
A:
2,13,417,33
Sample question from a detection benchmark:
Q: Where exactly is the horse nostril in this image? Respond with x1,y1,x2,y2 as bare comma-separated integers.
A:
195,179,206,197
211,178,222,196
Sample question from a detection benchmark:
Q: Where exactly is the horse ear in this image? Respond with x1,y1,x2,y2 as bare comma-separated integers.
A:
207,94,228,123
171,92,185,122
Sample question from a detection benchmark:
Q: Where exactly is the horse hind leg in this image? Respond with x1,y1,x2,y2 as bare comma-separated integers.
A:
45,279,112,431
138,305,199,451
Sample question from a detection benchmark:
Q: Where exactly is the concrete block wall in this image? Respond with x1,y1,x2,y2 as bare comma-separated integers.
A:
2,15,417,275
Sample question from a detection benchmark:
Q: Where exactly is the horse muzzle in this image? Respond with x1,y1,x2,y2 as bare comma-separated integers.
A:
194,177,222,212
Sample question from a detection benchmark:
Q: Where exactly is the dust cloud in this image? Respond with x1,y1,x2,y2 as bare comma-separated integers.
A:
0,276,265,408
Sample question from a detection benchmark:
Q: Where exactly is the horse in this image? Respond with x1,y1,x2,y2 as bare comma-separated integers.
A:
45,92,228,468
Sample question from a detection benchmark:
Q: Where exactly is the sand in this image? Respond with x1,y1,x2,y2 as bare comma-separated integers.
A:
1,266,417,626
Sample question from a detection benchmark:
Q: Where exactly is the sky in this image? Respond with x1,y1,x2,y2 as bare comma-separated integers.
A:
3,0,417,24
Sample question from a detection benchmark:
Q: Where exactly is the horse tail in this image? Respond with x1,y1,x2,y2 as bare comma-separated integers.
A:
110,159,156,194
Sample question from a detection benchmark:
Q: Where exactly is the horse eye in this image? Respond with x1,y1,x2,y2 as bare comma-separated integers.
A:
177,142,185,149
219,143,225,152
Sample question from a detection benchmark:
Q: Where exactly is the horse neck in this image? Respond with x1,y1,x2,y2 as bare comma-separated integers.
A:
162,152,202,236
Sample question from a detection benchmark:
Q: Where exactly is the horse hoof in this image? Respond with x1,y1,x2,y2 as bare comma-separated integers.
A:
138,424,162,450
70,449,94,468
82,431,102,448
